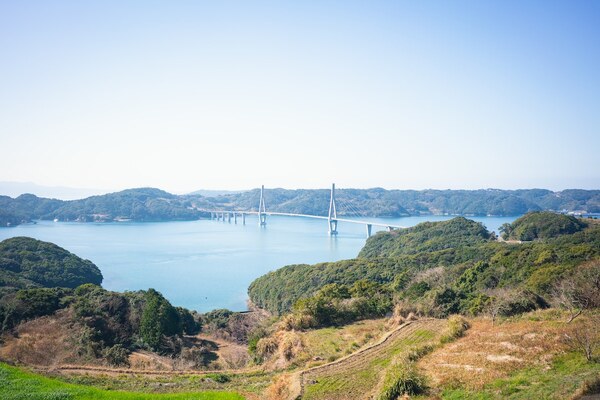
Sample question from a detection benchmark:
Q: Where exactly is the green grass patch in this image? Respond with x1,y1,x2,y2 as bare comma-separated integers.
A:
0,363,245,400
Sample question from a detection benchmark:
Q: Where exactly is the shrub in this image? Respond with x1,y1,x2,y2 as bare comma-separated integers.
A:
102,344,130,367
205,373,230,383
378,361,427,399
255,336,278,360
440,315,470,344
406,344,434,362
180,345,217,368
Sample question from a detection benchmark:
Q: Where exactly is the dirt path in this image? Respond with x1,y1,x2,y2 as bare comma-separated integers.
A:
38,363,257,377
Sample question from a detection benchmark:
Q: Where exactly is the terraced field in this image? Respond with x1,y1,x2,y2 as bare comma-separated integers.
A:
300,319,447,400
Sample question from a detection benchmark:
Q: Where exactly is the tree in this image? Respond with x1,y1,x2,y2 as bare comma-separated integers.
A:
562,315,600,362
140,289,182,351
552,277,587,323
499,223,512,240
552,260,600,323
484,288,511,325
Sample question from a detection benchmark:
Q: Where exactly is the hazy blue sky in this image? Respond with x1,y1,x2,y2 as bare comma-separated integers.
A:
1,1,599,193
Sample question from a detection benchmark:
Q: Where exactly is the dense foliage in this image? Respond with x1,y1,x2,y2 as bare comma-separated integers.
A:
140,288,184,350
500,211,588,241
0,287,73,331
359,217,492,258
2,187,600,226
0,194,63,226
200,309,263,344
248,216,600,322
0,188,205,225
289,280,393,328
0,237,102,290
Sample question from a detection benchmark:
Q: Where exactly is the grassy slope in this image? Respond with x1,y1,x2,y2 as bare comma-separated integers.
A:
417,311,600,399
302,319,447,400
0,363,245,400
299,318,388,365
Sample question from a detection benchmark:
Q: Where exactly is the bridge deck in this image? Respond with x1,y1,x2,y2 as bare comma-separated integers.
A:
203,210,406,229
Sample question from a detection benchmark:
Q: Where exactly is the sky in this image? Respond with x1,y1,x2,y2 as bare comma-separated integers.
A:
1,1,599,194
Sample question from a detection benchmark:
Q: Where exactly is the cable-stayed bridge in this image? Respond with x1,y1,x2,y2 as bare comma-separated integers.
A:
201,184,406,237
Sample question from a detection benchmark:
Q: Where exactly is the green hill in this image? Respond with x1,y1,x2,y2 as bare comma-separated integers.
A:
500,211,588,241
0,188,204,225
248,215,600,319
0,236,102,290
359,217,492,258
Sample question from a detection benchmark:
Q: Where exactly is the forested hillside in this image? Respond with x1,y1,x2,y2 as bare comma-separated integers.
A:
2,187,600,226
358,217,492,258
248,214,600,322
499,211,588,240
193,187,600,217
0,237,102,290
0,188,205,225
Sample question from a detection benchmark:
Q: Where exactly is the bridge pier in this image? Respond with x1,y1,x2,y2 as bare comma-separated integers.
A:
234,212,237,224
329,219,338,235
242,213,246,225
227,212,231,223
366,224,372,238
222,212,226,222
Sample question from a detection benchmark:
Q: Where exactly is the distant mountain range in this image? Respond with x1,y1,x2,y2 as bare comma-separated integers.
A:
1,186,599,227
187,189,247,197
0,182,109,200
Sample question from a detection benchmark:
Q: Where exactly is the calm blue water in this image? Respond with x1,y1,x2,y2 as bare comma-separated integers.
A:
0,215,516,312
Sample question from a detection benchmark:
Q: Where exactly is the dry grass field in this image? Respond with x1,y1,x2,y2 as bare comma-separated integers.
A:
418,310,600,399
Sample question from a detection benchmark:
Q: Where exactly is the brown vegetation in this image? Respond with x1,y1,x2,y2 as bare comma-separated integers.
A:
418,313,565,390
265,373,300,400
0,310,83,366
0,307,250,372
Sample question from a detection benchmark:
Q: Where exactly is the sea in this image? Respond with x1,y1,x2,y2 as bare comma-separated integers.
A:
0,215,517,312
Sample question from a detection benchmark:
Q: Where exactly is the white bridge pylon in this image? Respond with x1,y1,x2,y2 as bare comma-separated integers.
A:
328,183,338,235
206,183,405,238
258,185,267,227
